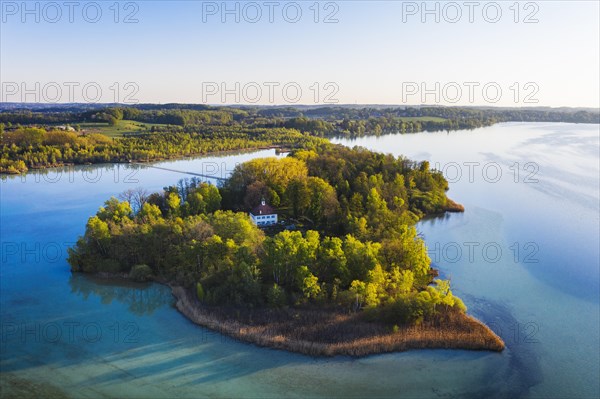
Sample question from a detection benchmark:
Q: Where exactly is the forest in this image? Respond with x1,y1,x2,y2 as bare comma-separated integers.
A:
0,124,324,174
2,104,598,174
68,144,467,327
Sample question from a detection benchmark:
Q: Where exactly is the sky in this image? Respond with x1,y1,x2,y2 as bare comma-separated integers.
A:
1,0,599,107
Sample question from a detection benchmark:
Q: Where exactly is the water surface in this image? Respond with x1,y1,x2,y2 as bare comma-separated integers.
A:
1,124,598,398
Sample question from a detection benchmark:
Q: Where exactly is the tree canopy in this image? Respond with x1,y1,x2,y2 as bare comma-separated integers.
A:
69,146,468,326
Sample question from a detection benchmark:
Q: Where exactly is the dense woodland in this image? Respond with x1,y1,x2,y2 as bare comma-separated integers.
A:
2,104,598,174
0,124,323,174
68,144,466,326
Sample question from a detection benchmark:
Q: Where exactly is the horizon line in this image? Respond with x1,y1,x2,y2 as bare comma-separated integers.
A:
1,102,599,111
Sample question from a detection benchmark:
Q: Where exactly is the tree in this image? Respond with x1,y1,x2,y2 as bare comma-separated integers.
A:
316,236,347,285
264,230,314,287
64,141,473,328
118,187,149,214
299,266,321,300
205,211,264,250
366,187,391,236
244,180,269,210
343,235,380,282
387,268,414,298
165,192,181,217
97,197,133,224
181,182,221,216
267,283,287,307
185,191,207,215
226,157,308,203
129,264,153,282
196,183,221,213
87,216,110,242
138,203,163,223
380,226,431,283
5,127,45,147
365,264,386,307
107,115,118,126
425,279,466,312
349,280,366,311
285,178,310,218
305,177,340,228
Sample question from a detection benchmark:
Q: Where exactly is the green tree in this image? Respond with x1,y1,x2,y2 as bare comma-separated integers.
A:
196,183,222,213
343,235,380,282
166,192,181,217
299,266,321,300
267,283,287,307
349,280,366,311
138,203,163,223
316,236,348,285
97,197,133,224
263,230,316,287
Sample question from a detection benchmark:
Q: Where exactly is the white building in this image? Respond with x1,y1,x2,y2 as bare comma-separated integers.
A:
249,199,278,226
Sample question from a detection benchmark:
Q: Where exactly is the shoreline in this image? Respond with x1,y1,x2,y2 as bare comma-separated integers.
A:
168,284,504,357
0,144,287,176
79,272,504,357
73,197,493,359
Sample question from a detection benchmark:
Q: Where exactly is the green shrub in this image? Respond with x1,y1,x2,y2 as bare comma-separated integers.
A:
365,295,428,325
129,264,153,282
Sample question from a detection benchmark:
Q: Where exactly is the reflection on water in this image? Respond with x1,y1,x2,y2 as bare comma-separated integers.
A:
69,274,175,316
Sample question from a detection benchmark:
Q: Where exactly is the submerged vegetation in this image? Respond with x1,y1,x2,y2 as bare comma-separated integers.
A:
67,143,504,355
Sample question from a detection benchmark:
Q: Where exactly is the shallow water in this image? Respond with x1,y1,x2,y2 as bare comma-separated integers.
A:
333,122,600,398
1,123,598,398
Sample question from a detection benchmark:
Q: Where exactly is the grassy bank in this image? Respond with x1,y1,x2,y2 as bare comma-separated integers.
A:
171,286,504,357
77,120,170,137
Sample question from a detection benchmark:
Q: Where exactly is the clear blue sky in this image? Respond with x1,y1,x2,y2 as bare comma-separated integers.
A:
1,1,598,107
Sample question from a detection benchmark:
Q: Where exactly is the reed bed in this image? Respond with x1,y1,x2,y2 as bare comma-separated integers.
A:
444,198,465,213
171,286,504,357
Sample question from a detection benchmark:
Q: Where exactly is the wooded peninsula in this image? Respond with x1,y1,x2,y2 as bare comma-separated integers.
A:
1,104,598,174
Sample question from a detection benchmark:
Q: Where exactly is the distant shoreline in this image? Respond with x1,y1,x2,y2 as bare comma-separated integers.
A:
0,144,287,176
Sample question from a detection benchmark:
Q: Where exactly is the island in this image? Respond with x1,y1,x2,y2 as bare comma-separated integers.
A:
67,143,504,356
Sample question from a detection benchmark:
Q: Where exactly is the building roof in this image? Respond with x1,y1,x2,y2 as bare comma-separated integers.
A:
251,200,276,216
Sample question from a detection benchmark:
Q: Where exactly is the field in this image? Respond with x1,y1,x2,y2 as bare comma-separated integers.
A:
77,120,169,137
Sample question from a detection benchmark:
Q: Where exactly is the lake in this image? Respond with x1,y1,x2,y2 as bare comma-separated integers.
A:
1,123,598,398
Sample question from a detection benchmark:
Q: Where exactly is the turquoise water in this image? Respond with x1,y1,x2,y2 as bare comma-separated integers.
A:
1,123,599,398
